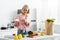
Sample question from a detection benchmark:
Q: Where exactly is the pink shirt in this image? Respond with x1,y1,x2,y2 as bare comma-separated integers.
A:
15,14,30,32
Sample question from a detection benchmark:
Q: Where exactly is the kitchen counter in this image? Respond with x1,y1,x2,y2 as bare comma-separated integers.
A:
1,34,60,40
0,28,17,38
0,28,60,40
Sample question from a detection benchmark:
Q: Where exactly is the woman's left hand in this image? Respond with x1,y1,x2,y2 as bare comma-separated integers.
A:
25,22,30,26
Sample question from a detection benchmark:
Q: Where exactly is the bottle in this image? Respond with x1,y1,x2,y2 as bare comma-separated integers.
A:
40,29,45,36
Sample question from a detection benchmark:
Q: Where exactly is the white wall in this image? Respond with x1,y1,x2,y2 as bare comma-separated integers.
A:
0,0,18,27
54,0,60,34
18,0,37,9
57,0,60,23
37,0,48,31
37,0,58,31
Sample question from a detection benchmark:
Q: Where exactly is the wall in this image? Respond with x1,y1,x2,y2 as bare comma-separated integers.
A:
57,0,60,23
37,0,58,31
0,0,18,27
37,0,48,31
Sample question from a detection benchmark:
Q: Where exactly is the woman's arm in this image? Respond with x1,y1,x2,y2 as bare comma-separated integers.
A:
14,15,20,27
25,14,31,27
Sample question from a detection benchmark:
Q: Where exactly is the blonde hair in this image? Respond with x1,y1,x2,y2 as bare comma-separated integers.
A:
22,5,29,9
22,4,30,13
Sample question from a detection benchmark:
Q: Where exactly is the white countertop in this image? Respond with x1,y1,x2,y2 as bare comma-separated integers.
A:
1,34,60,40
0,28,60,40
0,28,17,38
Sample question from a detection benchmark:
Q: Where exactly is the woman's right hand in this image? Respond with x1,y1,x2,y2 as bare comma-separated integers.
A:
14,21,19,27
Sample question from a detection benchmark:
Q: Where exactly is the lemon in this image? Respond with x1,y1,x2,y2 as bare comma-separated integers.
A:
13,34,19,40
18,34,22,39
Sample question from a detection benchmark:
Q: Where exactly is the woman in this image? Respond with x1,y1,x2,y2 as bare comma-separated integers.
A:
14,4,30,35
